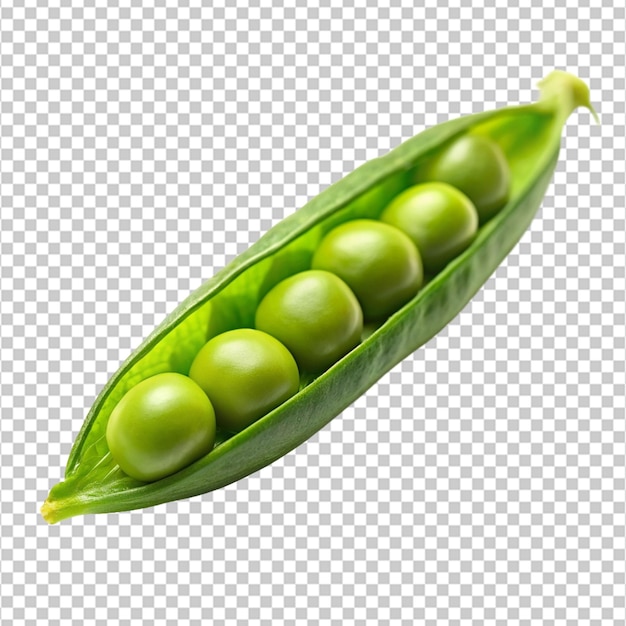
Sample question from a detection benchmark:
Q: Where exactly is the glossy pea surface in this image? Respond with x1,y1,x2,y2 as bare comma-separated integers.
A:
255,269,363,373
189,328,300,433
311,219,423,321
419,134,510,222
381,182,478,274
106,373,216,482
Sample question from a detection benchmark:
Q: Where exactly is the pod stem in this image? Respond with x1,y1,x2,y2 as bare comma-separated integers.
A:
41,499,59,524
537,70,599,124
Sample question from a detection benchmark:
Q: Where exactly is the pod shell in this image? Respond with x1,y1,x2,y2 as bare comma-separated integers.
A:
41,72,595,523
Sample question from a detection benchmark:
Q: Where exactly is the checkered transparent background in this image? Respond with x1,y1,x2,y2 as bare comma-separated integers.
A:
2,1,625,624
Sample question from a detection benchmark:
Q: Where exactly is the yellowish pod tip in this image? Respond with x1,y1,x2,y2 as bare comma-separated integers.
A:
40,499,56,524
537,70,599,124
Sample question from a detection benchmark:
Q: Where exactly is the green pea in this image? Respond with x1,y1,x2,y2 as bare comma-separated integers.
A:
418,134,510,222
189,328,300,433
311,219,423,321
255,269,363,373
106,373,216,482
381,182,478,274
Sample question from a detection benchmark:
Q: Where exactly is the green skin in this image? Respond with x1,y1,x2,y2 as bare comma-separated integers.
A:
419,134,510,222
311,219,423,321
189,328,300,433
255,269,363,373
105,373,216,482
381,182,478,274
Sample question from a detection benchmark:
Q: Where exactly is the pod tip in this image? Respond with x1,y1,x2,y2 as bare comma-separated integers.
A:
41,498,58,524
538,70,599,124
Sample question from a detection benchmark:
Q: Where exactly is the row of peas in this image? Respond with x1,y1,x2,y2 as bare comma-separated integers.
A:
105,133,510,483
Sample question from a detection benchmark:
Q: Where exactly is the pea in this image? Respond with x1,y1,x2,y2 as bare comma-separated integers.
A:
106,373,216,482
381,182,478,274
311,219,423,321
189,328,300,433
255,269,363,373
419,134,510,222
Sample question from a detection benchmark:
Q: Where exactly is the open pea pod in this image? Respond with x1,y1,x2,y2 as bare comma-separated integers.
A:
42,71,596,523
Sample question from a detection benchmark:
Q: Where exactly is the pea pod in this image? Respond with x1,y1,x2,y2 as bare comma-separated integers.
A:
42,71,596,523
